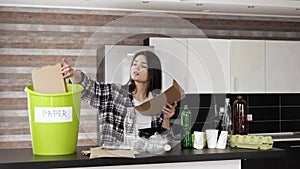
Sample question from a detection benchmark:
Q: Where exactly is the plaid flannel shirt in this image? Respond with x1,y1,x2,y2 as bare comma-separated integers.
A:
79,71,163,147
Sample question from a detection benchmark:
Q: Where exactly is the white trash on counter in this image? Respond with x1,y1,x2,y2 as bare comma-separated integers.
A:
134,132,172,154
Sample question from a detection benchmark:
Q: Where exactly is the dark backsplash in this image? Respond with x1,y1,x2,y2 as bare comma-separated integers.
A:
174,93,300,134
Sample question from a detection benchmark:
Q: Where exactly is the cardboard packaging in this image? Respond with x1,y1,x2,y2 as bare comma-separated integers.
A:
31,63,67,94
135,80,185,116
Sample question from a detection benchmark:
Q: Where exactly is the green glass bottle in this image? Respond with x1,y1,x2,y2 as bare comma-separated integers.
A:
181,105,193,149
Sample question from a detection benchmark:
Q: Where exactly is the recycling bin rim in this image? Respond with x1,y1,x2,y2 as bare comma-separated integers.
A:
24,84,83,96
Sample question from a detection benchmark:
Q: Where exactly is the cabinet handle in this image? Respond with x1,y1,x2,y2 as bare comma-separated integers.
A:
231,76,236,92
183,76,188,93
290,145,300,149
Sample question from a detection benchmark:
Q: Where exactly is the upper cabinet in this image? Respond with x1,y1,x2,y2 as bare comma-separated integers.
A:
266,40,300,93
149,37,300,93
150,38,230,93
98,45,154,84
230,40,265,93
188,39,230,93
149,38,188,91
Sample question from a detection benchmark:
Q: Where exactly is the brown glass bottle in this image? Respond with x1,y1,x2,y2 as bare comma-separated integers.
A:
232,96,248,135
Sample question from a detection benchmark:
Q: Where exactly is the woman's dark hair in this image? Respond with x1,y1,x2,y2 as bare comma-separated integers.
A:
123,50,162,96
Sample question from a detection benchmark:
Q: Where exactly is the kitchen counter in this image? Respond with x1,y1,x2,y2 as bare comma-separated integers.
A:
0,144,285,169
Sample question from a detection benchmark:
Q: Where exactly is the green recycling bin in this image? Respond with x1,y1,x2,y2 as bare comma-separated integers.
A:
25,84,83,155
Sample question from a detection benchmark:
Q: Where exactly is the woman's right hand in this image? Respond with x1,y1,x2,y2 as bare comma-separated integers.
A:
61,59,82,84
61,59,74,79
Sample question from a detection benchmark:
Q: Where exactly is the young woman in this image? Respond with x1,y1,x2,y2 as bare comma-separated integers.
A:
61,50,177,147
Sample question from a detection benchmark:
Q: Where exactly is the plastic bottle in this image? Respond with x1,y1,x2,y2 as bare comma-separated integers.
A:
181,105,193,149
124,107,137,149
212,98,219,129
222,98,232,136
232,96,248,135
208,96,220,129
217,107,225,134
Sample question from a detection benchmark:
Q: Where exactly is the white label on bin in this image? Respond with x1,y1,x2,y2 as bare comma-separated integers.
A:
34,107,72,123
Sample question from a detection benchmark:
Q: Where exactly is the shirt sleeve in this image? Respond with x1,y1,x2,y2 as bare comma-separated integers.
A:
78,71,111,110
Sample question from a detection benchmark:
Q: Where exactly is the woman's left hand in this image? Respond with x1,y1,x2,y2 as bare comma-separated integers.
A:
162,101,177,120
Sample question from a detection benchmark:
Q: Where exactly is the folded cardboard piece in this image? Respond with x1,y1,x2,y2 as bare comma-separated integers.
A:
31,63,67,94
135,80,185,116
87,147,139,159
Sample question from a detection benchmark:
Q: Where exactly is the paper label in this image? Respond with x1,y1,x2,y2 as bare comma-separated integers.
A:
34,107,72,123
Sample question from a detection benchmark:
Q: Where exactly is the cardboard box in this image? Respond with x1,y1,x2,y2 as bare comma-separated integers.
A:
31,63,67,94
135,80,185,116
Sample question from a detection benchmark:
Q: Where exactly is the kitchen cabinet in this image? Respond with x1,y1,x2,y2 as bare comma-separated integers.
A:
242,157,284,169
149,37,188,91
266,41,300,93
150,38,300,93
150,37,230,93
273,140,300,169
230,40,265,93
97,45,153,84
188,38,230,93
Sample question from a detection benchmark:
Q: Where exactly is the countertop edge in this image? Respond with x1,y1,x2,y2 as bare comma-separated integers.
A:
0,146,286,169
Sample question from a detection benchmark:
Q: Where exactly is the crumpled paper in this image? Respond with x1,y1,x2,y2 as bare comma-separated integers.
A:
81,147,139,159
